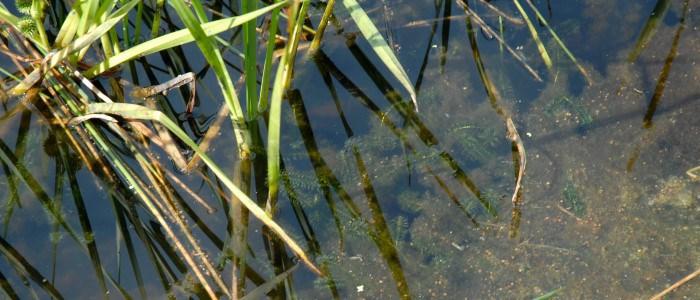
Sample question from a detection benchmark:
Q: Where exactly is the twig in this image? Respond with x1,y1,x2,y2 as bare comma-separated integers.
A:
650,267,700,300
555,204,584,223
686,165,700,180
506,118,526,206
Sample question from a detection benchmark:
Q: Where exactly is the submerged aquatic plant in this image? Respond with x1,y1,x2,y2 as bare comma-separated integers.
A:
562,180,586,218
0,0,598,297
544,95,593,127
0,0,422,296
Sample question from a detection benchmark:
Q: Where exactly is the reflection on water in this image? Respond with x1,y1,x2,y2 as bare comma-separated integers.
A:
2,0,700,298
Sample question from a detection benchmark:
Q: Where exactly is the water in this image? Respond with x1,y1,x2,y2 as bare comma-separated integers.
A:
2,0,700,298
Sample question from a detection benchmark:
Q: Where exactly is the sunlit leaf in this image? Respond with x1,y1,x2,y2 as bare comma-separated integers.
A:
341,0,418,109
75,103,322,275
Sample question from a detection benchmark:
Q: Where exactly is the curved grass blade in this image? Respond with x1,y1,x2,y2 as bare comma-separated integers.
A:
85,1,288,78
340,0,417,110
9,0,139,95
77,103,322,275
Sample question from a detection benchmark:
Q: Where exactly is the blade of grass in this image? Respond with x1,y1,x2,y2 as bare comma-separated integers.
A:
267,0,309,214
54,10,80,47
77,102,322,275
169,0,253,159
459,2,542,81
533,287,563,300
308,0,336,54
0,4,19,26
242,0,258,119
84,1,288,78
112,202,149,299
512,0,552,69
10,0,139,95
340,0,417,110
258,4,282,113
150,0,166,39
628,0,671,62
523,0,592,84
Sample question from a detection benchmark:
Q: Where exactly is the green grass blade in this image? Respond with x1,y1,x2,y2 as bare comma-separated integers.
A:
266,45,288,214
340,0,417,109
243,0,258,119
150,0,166,39
78,102,322,275
523,0,592,84
84,1,286,76
0,3,19,27
54,10,80,47
258,4,282,113
0,3,46,51
308,0,336,54
512,0,552,69
10,0,139,95
628,0,671,62
267,0,310,215
169,0,253,159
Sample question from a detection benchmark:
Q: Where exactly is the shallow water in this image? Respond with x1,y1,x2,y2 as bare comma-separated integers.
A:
2,0,700,298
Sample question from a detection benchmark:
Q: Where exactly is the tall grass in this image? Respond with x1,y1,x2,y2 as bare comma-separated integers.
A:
0,0,591,297
0,0,425,297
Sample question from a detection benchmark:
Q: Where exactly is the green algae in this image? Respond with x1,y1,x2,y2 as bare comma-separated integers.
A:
562,180,586,217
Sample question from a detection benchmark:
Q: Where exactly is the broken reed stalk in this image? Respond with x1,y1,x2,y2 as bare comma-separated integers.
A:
650,267,700,300
506,117,526,206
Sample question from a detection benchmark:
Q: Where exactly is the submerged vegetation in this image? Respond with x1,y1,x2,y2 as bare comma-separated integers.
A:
0,0,699,298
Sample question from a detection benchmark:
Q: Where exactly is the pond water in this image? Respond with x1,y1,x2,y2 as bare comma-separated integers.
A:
2,0,700,299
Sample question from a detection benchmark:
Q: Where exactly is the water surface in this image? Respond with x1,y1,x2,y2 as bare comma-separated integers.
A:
2,0,700,298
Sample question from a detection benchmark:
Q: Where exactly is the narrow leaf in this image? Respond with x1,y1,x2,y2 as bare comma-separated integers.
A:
341,0,417,109
512,0,552,69
10,0,139,95
85,1,288,77
76,103,322,275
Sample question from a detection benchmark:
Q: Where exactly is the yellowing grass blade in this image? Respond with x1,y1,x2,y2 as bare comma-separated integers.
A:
341,0,418,110
9,0,139,95
76,103,322,275
512,0,552,69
